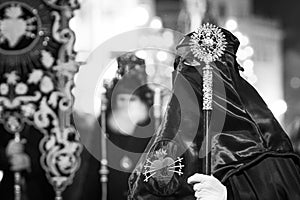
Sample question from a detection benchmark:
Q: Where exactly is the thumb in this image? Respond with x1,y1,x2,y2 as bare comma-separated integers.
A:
187,173,210,184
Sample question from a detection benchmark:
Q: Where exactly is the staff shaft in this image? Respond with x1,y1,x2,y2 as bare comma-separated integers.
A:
202,64,213,175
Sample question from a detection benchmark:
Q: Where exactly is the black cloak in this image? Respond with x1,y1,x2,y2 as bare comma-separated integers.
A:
128,27,300,200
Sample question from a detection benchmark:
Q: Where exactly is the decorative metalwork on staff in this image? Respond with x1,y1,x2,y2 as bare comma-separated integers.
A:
190,23,227,110
189,23,227,174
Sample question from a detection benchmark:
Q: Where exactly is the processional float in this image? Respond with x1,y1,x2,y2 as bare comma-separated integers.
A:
0,0,82,199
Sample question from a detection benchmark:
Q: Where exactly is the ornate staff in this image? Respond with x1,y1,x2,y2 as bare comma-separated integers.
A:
13,132,22,200
99,83,109,200
189,23,227,174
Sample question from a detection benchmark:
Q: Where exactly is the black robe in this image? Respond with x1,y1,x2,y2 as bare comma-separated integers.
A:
128,28,300,200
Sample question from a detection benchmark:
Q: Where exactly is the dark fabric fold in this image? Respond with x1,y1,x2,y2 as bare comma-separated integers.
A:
225,155,300,200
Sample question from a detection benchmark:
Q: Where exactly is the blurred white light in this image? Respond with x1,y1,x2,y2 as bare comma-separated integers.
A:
237,49,248,61
162,30,174,47
243,59,254,70
150,17,163,29
164,66,173,77
93,95,101,117
233,31,243,40
146,64,156,76
270,99,287,117
244,46,254,57
151,35,161,46
71,88,76,95
74,72,78,84
240,35,249,46
69,17,77,31
133,6,150,26
0,170,3,182
162,31,174,40
135,50,147,59
225,19,238,31
290,77,300,89
138,36,149,47
104,60,118,80
156,51,168,61
249,75,258,84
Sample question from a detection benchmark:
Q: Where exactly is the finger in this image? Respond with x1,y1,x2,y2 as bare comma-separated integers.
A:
187,173,210,184
194,190,203,199
193,182,204,191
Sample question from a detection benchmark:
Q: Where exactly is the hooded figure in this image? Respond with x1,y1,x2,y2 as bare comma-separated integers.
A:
66,52,154,200
128,26,300,200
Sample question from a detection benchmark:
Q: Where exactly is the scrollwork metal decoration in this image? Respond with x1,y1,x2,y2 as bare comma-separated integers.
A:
0,1,82,199
190,23,227,63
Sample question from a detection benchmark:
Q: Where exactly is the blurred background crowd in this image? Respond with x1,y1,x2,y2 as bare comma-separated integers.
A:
71,0,300,154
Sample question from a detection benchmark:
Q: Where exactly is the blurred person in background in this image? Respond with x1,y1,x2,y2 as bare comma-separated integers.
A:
68,52,155,200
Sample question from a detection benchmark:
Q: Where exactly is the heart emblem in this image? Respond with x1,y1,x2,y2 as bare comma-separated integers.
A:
0,4,37,49
144,148,184,184
2,18,26,48
151,156,175,184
